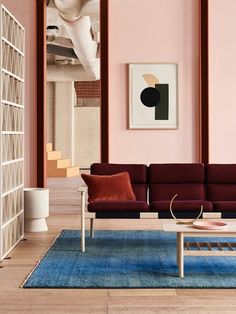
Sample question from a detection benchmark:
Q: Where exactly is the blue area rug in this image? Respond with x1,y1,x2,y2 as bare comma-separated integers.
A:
23,230,236,288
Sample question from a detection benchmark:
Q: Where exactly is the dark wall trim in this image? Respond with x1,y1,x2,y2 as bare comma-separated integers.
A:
36,0,46,187
100,0,109,162
200,0,209,163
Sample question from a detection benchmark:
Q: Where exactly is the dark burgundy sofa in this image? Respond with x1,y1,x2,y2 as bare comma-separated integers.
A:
206,164,236,218
82,163,236,219
80,163,236,251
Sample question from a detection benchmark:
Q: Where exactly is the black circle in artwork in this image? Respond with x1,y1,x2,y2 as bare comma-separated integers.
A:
140,87,160,108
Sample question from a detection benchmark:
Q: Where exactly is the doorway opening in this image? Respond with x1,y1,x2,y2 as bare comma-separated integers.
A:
36,0,108,210
46,0,101,177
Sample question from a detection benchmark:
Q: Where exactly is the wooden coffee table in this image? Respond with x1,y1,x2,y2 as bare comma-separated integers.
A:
162,220,236,278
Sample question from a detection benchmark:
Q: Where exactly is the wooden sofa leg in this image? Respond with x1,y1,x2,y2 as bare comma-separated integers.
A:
81,191,86,252
81,215,85,252
90,218,95,239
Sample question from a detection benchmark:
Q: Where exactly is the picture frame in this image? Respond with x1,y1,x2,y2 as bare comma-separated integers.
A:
129,63,178,129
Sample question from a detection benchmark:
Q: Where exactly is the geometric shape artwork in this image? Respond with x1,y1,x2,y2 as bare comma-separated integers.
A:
142,74,159,87
140,87,160,108
129,63,178,129
0,5,25,261
154,84,169,120
140,84,169,120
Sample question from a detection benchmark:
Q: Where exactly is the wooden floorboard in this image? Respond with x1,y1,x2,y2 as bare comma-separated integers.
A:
0,177,235,313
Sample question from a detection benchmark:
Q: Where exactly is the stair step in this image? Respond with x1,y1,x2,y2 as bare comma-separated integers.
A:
47,166,80,178
47,159,71,169
46,143,53,152
66,167,80,177
47,151,62,161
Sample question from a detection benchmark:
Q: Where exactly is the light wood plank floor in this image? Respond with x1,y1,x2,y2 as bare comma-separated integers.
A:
0,177,236,313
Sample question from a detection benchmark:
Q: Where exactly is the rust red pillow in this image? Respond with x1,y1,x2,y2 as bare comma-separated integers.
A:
81,171,136,202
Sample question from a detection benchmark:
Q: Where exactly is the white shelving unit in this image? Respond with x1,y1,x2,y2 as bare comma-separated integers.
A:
0,5,24,261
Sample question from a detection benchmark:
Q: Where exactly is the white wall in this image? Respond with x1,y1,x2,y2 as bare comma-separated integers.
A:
74,107,100,168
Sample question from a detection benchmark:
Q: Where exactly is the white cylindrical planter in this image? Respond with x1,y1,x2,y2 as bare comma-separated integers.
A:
24,188,49,232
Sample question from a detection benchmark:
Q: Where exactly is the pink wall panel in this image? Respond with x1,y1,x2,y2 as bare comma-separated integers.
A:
209,0,236,163
1,0,37,186
108,0,200,164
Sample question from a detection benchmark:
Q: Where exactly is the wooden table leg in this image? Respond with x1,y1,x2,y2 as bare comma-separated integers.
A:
81,191,86,252
90,218,94,239
176,233,180,266
178,232,184,278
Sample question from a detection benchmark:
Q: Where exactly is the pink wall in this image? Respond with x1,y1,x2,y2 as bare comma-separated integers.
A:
1,1,37,186
108,0,200,164
209,0,236,163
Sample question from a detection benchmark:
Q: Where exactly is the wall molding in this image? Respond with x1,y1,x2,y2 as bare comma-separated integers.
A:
36,0,46,187
200,0,209,163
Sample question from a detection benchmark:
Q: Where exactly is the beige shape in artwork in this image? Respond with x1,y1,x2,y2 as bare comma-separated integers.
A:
142,74,159,87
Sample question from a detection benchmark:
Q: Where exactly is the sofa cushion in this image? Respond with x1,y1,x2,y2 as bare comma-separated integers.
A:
131,185,147,202
91,163,148,201
206,164,236,183
207,184,236,201
213,201,236,212
81,172,136,202
149,164,205,183
150,200,213,212
149,184,205,202
88,200,149,212
149,164,206,203
206,165,236,201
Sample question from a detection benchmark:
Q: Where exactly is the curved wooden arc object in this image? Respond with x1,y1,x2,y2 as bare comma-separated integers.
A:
169,194,203,225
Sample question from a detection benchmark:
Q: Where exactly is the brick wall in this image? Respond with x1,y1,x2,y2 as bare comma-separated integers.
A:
74,80,101,98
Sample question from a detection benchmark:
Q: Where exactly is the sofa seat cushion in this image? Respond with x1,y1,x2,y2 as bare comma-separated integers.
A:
150,200,213,212
88,200,149,212
213,201,236,212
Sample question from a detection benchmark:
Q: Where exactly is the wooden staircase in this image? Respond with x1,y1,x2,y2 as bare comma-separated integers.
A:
46,143,80,177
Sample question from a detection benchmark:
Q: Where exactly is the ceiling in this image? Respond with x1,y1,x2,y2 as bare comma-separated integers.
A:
46,0,100,81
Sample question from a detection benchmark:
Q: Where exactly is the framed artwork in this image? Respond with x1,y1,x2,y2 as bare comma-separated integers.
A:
129,63,178,129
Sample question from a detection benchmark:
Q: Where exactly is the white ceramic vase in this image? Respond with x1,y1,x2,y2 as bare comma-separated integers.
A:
24,188,49,232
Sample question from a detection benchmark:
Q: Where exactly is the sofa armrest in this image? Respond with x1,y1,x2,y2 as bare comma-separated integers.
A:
78,184,88,193
78,184,88,212
78,184,88,252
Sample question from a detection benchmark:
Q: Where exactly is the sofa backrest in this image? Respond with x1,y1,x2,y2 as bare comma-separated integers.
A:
206,164,236,201
149,164,205,202
91,163,148,201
